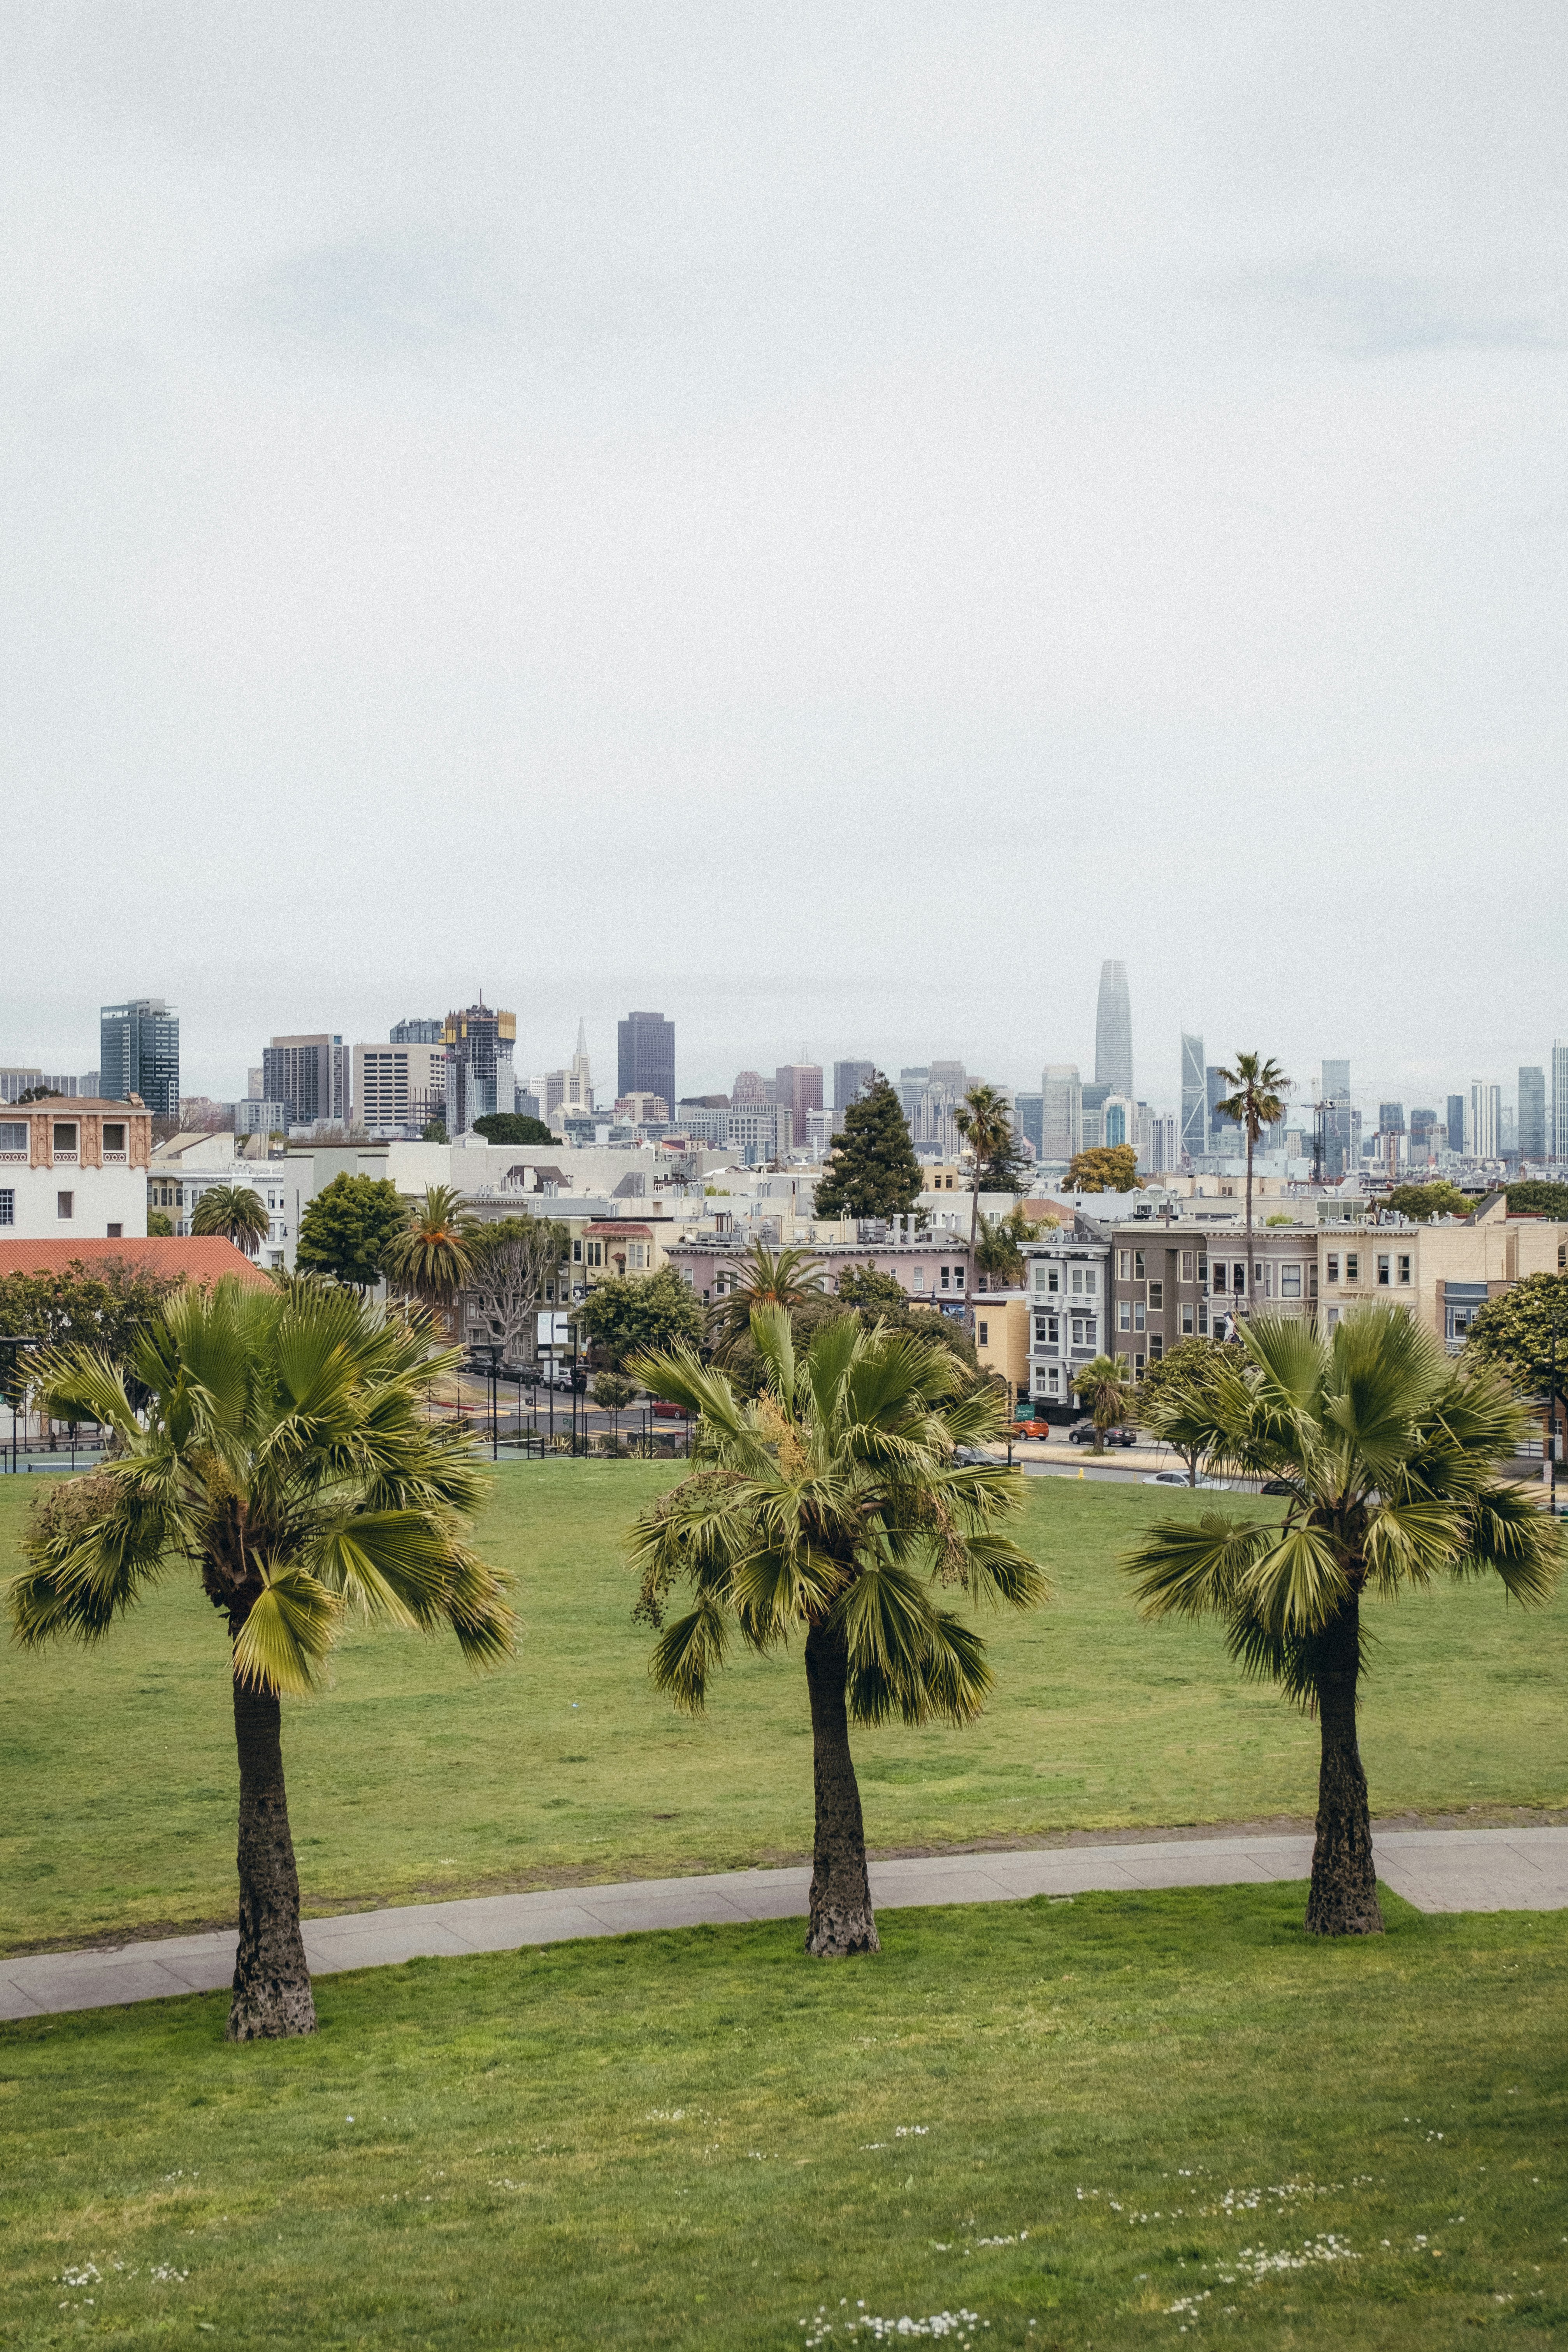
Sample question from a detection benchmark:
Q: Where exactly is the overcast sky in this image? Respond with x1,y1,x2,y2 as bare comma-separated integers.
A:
3,3,1564,1118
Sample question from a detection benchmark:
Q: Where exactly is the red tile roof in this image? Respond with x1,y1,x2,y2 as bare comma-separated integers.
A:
0,1237,272,1288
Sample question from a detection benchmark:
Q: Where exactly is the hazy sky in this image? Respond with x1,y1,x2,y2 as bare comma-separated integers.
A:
3,3,1564,1118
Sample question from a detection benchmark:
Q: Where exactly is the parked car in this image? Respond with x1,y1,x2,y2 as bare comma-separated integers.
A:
1143,1468,1190,1486
650,1399,690,1421
1012,1418,1052,1439
1260,1477,1299,1496
952,1444,1003,1467
1067,1418,1136,1447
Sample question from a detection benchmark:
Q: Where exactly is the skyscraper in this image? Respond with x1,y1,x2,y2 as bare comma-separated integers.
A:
263,1033,349,1129
1180,1033,1206,1162
391,1017,444,1045
1447,1094,1466,1154
774,1063,824,1148
832,1060,876,1113
1378,1102,1405,1135
618,1010,675,1118
1322,1059,1350,1103
100,998,179,1118
1519,1066,1546,1161
1467,1080,1501,1161
1206,1066,1240,1151
1550,1042,1568,1160
442,999,517,1136
1040,1064,1082,1162
1094,961,1133,1099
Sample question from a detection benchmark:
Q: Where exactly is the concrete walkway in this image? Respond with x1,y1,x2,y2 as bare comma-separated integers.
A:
4,1827,1565,2023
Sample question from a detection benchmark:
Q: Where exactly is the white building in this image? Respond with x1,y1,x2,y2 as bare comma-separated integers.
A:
1022,1232,1110,1415
354,1042,447,1138
0,1098,153,1240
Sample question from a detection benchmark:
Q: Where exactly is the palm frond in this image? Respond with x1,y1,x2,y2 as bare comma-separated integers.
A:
8,1470,176,1645
1124,1511,1275,1620
230,1562,340,1696
1238,1518,1352,1635
1455,1484,1563,1606
648,1595,731,1711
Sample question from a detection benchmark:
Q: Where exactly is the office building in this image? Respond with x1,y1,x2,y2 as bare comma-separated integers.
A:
1467,1080,1501,1162
1409,1108,1441,1164
929,1059,967,1098
1180,1033,1206,1163
78,1070,98,1098
1206,1066,1240,1152
1149,1112,1178,1175
1014,1093,1044,1157
1446,1094,1466,1154
732,1070,768,1105
1322,1059,1350,1103
833,1060,876,1113
1554,1043,1568,1161
618,1011,674,1118
234,1098,286,1137
1094,961,1133,1099
774,1063,824,1148
0,1067,80,1103
1040,1064,1082,1163
1519,1067,1547,1161
100,999,179,1119
354,1042,447,1136
1378,1102,1405,1136
443,1001,517,1136
1080,1081,1111,1150
263,1034,349,1130
725,1103,792,1164
391,1017,444,1046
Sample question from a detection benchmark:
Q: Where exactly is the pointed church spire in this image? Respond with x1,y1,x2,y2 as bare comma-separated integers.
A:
576,1016,588,1057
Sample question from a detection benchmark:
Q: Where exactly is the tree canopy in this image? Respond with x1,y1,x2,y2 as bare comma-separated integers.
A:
190,1183,270,1254
973,1207,1030,1289
0,1260,184,1396
1464,1272,1568,1399
833,1267,908,1310
295,1174,407,1291
465,1216,571,1363
811,1076,923,1221
383,1184,480,1310
472,1112,557,1146
1506,1181,1568,1221
1130,1334,1239,1482
1068,1145,1140,1193
577,1265,708,1366
708,1244,827,1358
1385,1182,1475,1222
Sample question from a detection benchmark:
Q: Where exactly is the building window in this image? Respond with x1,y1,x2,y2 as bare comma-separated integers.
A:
1047,1266,1060,1293
1149,1334,1163,1362
1346,1252,1359,1282
977,1321,989,1347
1198,1301,1209,1335
586,1240,603,1267
1083,1268,1097,1295
1196,1253,1208,1285
940,1265,950,1289
103,1124,126,1153
1180,1250,1195,1283
1398,1254,1411,1284
1133,1300,1146,1331
1326,1253,1340,1283
1233,1263,1246,1295
1148,1280,1163,1310
1377,1254,1391,1286
572,1239,583,1261
0,1189,12,1225
107,1223,122,1238
1134,1250,1146,1280
1213,1262,1227,1293
1308,1266,1319,1299
1280,1265,1302,1298
1134,1352,1145,1378
1179,1301,1195,1335
953,1265,964,1289
1117,1249,1131,1279
629,1242,648,1270
0,1121,25,1157
1118,1300,1131,1331
1254,1261,1264,1288
58,1191,74,1218
53,1122,78,1154
913,1267,924,1289
1047,1367,1060,1393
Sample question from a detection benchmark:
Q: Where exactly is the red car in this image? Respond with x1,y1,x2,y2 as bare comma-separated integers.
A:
1012,1419,1052,1439
649,1400,690,1421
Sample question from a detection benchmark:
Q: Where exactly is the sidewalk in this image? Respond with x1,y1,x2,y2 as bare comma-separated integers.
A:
4,1827,1565,2023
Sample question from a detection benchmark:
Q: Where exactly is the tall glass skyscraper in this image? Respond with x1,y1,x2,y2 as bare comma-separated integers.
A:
100,998,179,1117
1094,960,1133,1099
1519,1066,1545,1161
618,1010,675,1120
1180,1032,1206,1162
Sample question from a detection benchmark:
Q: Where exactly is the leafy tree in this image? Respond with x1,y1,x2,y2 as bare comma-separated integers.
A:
464,1216,571,1363
383,1184,480,1314
146,1210,174,1238
1131,1336,1237,1484
591,1369,639,1447
295,1174,407,1292
472,1112,557,1146
11,1279,512,2036
1212,1053,1291,1315
628,1308,1045,1955
1464,1273,1568,1400
709,1244,827,1358
973,1207,1030,1290
812,1075,923,1221
190,1183,270,1256
1125,1306,1559,1935
1071,1353,1135,1452
834,1267,908,1310
577,1265,707,1367
1067,1145,1139,1193
16,1084,66,1104
0,1261,183,1393
1386,1182,1475,1223
420,1119,449,1144
1506,1182,1568,1220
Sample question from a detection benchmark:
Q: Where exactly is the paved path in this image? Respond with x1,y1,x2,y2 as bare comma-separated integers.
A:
4,1827,1565,2023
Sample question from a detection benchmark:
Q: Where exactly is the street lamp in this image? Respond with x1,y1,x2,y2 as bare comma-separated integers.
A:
487,1342,501,1462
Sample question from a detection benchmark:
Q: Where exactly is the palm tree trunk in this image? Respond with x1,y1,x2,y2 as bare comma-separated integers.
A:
228,1676,318,2039
803,1618,880,1958
1243,1128,1254,1318
1304,1595,1383,1936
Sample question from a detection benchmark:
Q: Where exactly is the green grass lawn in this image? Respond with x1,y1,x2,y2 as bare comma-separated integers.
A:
2,1465,1565,1952
2,1888,1565,2347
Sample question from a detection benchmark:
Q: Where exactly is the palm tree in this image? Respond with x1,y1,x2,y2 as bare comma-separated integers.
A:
383,1184,481,1324
1073,1353,1134,1453
708,1242,827,1358
1212,1053,1290,1317
190,1183,270,1256
954,1085,1016,1307
1124,1306,1559,1936
628,1307,1046,1956
9,1277,513,2038
973,1207,1029,1292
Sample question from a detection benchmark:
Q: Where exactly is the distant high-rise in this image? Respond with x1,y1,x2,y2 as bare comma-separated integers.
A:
442,999,517,1136
1206,1067,1240,1152
1378,1102,1405,1135
833,1060,876,1114
1040,1064,1082,1163
618,1011,674,1119
1094,961,1133,1100
1519,1067,1546,1161
1180,1033,1206,1162
774,1063,824,1149
263,1033,349,1130
1467,1080,1501,1162
1014,1093,1044,1157
1322,1059,1350,1103
391,1017,444,1045
732,1069,767,1105
1447,1094,1466,1154
100,998,179,1118
1410,1108,1440,1164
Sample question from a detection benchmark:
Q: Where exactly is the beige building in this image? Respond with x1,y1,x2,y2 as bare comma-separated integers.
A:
974,1292,1030,1401
1317,1197,1568,1350
354,1042,447,1137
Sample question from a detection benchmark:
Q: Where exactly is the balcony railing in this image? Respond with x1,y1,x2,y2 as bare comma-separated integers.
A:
53,1152,79,1165
103,1151,127,1164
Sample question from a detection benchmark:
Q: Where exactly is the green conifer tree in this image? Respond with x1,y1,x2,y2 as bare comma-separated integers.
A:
813,1075,924,1220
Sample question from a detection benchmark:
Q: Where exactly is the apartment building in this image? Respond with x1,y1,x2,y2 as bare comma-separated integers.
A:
263,1033,349,1130
1020,1231,1111,1412
355,1041,447,1137
1105,1217,1319,1381
1317,1199,1568,1349
0,1097,153,1239
668,1236,971,1310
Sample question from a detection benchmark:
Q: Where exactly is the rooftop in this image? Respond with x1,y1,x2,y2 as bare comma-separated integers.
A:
0,1237,272,1288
